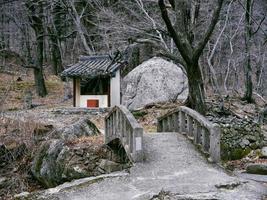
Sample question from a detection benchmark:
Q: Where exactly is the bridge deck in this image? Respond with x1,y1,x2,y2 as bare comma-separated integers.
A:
42,132,266,200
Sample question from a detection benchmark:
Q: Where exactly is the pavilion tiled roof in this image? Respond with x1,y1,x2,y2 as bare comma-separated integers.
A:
61,55,122,78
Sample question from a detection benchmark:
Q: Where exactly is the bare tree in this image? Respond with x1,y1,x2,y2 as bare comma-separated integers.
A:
47,1,64,75
60,0,94,55
158,0,225,114
242,0,253,102
25,0,47,97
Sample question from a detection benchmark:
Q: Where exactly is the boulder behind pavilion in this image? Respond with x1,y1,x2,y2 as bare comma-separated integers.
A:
122,57,188,110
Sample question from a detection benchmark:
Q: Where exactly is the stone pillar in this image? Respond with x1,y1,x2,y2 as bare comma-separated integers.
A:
209,126,221,163
179,111,186,133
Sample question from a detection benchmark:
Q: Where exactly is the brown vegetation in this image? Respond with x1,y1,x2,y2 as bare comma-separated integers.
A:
0,73,71,111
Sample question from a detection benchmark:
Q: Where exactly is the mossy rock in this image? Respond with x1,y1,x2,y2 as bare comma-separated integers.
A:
132,110,148,119
31,140,65,188
31,139,94,188
246,164,267,175
221,144,251,161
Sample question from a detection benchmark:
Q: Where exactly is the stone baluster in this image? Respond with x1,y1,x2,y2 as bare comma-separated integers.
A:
187,116,193,138
109,114,113,136
129,128,133,153
105,118,109,142
194,122,202,145
162,119,168,132
123,116,127,144
202,128,210,153
112,112,116,136
115,110,119,136
157,120,163,132
126,122,130,150
179,111,186,133
173,113,179,132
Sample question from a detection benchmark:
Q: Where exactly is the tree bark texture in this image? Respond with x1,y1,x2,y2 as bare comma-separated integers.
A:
26,0,48,97
159,0,224,114
243,0,254,102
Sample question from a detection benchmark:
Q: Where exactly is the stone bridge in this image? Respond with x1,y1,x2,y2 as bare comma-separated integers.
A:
34,105,267,200
105,105,220,164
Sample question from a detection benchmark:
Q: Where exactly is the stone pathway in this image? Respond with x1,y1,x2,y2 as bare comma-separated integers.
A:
32,132,267,200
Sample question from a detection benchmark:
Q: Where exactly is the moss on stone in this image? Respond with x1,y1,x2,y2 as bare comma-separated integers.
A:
221,145,251,161
132,110,148,119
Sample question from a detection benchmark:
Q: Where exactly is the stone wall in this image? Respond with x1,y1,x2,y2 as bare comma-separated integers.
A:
208,116,264,160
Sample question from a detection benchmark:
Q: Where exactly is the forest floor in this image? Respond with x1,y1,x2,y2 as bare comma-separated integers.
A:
0,72,267,199
0,73,71,111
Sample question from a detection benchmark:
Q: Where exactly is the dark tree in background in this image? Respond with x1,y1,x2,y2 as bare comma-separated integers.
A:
158,0,225,114
47,1,64,75
243,0,253,103
25,0,47,97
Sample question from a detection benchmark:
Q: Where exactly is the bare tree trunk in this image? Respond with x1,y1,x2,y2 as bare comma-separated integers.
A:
48,27,63,75
68,0,93,55
34,32,47,97
243,0,254,103
187,62,206,114
159,0,224,114
26,0,47,97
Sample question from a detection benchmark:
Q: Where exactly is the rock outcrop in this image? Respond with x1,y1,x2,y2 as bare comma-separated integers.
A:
32,139,103,188
122,57,188,110
246,164,267,175
31,138,129,188
208,116,264,160
33,117,100,142
30,115,128,188
52,118,100,140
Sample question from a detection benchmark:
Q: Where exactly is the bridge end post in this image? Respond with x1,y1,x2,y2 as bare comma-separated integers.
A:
209,125,221,163
132,127,144,162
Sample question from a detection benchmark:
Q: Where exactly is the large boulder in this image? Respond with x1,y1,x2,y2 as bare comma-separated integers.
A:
30,117,118,188
33,117,100,142
122,57,188,110
31,138,128,188
52,117,100,140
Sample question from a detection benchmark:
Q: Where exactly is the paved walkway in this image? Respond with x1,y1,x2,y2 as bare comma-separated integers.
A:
36,132,267,200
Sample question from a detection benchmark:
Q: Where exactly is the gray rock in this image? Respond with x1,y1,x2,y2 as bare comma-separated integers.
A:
122,57,188,110
261,146,267,157
246,164,267,175
31,137,120,188
99,159,123,173
209,115,264,160
30,117,107,188
32,139,96,188
14,192,30,199
31,140,66,188
52,117,100,140
241,139,250,148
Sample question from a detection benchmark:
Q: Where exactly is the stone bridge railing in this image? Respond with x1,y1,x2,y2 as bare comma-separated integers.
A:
157,106,220,163
105,105,144,162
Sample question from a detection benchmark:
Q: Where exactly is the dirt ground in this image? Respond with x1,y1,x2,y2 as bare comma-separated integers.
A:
0,73,72,111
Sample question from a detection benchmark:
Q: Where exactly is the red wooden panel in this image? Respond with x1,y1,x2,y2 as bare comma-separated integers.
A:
87,99,99,108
